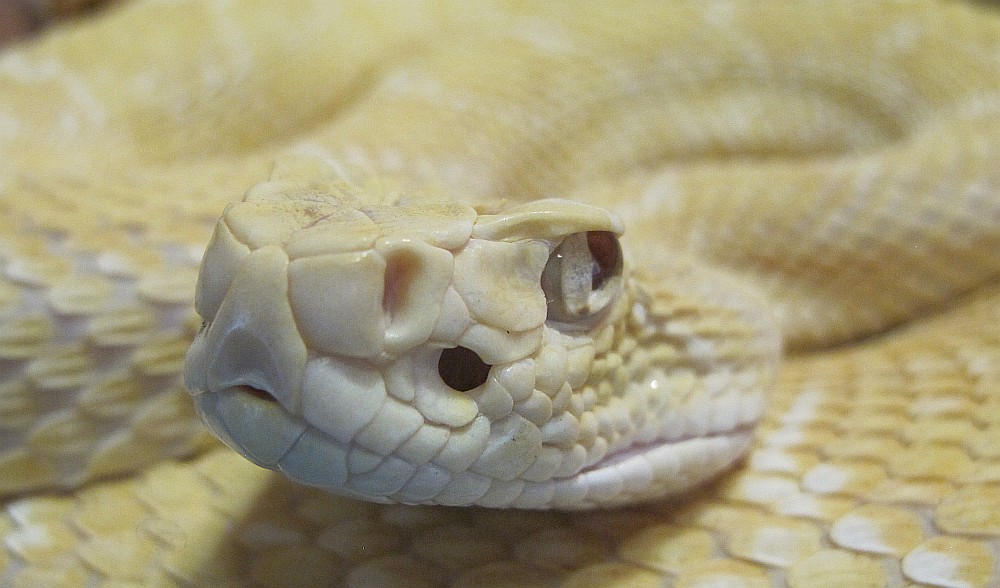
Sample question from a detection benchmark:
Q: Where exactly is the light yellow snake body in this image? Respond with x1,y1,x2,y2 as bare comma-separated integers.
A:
2,1,1000,586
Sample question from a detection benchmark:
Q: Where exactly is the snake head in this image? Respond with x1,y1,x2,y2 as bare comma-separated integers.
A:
184,156,774,509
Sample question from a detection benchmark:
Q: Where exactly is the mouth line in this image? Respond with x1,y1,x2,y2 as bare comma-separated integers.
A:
237,384,282,403
576,422,757,475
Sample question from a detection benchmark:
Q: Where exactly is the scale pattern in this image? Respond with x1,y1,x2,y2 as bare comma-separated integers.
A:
0,1,999,586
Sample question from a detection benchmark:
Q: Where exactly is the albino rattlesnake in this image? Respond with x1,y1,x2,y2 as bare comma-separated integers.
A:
2,1,1000,586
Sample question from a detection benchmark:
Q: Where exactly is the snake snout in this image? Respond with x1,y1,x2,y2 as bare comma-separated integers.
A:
438,346,492,391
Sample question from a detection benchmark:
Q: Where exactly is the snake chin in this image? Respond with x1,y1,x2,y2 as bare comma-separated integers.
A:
190,385,309,469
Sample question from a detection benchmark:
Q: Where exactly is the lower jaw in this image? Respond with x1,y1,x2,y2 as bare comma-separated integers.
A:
193,385,755,509
539,430,754,510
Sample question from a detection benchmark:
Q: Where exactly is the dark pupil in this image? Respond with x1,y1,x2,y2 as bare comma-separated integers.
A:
586,231,620,290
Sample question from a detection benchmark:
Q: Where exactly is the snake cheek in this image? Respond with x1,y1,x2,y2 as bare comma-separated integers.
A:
299,357,388,445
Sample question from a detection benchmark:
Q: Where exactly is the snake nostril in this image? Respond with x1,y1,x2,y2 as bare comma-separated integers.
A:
438,346,492,392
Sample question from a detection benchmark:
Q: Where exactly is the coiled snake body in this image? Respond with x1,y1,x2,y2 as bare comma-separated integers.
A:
2,1,1000,586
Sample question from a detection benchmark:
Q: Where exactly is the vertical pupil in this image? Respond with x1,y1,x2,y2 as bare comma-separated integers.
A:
587,231,619,290
590,258,604,290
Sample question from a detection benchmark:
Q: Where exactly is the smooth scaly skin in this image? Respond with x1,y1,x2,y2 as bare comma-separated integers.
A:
182,158,776,508
1,1,1000,586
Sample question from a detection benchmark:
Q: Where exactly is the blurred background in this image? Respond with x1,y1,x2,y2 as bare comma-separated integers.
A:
1,0,998,52
0,0,120,48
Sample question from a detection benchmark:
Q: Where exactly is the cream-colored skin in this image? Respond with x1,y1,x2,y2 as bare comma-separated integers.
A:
183,158,775,508
2,1,1000,586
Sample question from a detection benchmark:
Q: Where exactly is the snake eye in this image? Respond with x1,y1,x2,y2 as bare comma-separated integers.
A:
541,231,623,329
